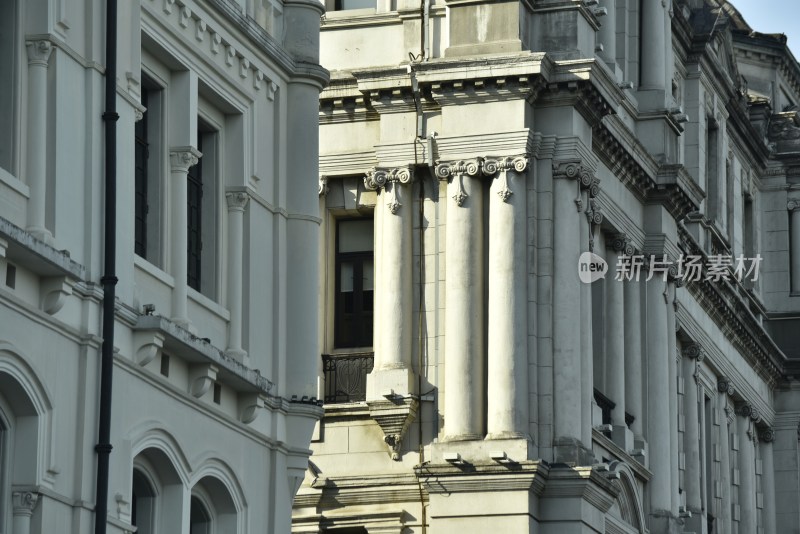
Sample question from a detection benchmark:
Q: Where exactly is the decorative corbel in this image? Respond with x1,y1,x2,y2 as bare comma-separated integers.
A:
318,175,329,197
189,364,219,398
239,393,266,424
40,276,74,315
133,331,165,367
367,397,419,461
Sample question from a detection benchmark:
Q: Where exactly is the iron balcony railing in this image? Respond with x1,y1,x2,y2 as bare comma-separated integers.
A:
322,352,374,403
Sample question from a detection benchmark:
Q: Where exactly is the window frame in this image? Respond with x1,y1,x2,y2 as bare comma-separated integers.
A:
0,0,19,181
333,217,375,349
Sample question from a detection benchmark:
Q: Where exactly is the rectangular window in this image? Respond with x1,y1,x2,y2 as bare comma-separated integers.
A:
0,0,17,175
335,218,374,348
134,74,164,265
333,0,374,9
187,118,219,299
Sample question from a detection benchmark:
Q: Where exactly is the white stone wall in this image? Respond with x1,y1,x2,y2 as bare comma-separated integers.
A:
0,0,326,532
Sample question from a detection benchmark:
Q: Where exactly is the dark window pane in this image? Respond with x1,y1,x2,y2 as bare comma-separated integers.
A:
134,91,149,258
187,135,202,291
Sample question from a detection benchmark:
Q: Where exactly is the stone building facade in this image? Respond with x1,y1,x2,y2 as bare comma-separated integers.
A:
0,0,326,532
295,0,800,532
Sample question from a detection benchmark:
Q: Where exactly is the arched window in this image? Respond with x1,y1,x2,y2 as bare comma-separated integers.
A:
190,475,238,534
131,468,156,534
189,495,211,534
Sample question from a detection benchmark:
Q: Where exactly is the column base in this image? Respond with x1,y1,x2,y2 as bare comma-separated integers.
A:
612,425,634,452
485,431,527,441
224,347,248,365
649,510,683,534
681,508,704,534
171,316,196,335
366,366,415,400
631,437,648,466
553,437,596,466
27,226,53,246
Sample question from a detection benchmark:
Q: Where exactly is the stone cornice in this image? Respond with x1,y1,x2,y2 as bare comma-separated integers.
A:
417,460,549,495
677,224,786,389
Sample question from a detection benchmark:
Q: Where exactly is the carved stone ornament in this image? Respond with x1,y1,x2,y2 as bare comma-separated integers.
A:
367,397,419,461
225,191,250,211
586,198,603,225
610,233,636,256
682,343,705,362
436,159,481,208
483,156,528,202
169,147,201,172
759,427,775,443
736,403,754,420
12,491,39,516
364,166,413,191
717,376,734,396
26,40,53,66
318,175,329,197
788,199,800,212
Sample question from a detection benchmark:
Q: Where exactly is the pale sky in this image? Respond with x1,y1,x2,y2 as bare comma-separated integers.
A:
730,0,799,57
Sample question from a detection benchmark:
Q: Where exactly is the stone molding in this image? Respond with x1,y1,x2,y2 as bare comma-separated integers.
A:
169,146,202,172
25,39,52,66
225,190,250,211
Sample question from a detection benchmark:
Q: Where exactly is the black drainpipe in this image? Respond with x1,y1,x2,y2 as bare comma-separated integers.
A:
95,0,118,533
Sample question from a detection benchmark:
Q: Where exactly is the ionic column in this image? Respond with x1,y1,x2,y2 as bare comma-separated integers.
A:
682,343,704,515
486,156,528,439
225,190,249,363
737,403,759,534
169,147,201,330
666,280,680,514
789,200,800,294
606,235,626,433
12,491,39,534
639,0,667,91
646,274,672,517
598,0,616,67
760,427,777,534
25,40,53,243
436,160,484,440
717,378,735,534
579,188,597,448
552,161,593,463
365,167,415,396
623,247,644,442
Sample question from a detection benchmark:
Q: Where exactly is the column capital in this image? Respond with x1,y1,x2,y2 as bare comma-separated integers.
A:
225,190,250,211
552,159,595,189
364,166,414,191
12,491,39,516
717,376,735,397
25,39,52,66
609,233,636,255
759,427,775,443
435,159,482,181
585,197,603,225
788,199,800,211
436,159,481,207
484,156,528,203
169,146,202,172
682,343,705,362
736,402,761,422
318,175,329,197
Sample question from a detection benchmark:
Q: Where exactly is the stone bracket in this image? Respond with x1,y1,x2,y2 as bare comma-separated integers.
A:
367,397,419,461
239,393,266,424
40,275,74,315
133,331,165,367
189,363,219,398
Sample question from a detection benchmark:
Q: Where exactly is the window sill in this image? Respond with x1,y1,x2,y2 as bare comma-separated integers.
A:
134,254,174,287
188,287,231,322
0,167,30,198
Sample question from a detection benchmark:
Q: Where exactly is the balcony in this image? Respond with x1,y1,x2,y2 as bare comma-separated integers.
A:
322,352,373,403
